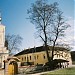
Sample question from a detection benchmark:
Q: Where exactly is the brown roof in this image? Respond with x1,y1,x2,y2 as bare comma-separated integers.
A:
14,46,68,56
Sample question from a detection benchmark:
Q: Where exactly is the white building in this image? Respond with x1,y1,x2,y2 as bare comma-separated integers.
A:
0,15,9,68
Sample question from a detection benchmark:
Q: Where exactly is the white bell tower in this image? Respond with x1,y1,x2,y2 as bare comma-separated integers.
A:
0,13,5,47
0,12,9,68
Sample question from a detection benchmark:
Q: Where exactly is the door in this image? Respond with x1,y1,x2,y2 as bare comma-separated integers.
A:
8,64,14,75
8,61,18,75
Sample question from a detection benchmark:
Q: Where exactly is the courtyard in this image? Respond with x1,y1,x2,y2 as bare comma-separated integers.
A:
0,65,75,75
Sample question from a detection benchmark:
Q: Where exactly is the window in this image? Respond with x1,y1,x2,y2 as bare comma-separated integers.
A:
22,57,23,61
43,55,45,59
30,56,31,60
25,56,26,61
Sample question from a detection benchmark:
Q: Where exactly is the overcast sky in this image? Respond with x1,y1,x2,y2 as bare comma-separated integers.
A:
0,0,74,51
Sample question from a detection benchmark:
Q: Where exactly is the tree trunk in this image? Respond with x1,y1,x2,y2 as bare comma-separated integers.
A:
44,30,50,63
45,42,50,62
51,35,58,60
51,43,55,60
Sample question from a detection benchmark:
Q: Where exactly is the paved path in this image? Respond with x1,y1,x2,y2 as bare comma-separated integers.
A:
1,65,75,75
17,65,75,75
0,70,49,75
17,71,50,75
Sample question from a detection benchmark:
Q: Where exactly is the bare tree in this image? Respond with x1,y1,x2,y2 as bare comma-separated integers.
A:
27,0,58,62
5,34,23,55
48,11,70,60
56,43,72,51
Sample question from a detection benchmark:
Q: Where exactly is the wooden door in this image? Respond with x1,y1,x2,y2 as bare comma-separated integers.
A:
8,64,14,75
8,61,18,75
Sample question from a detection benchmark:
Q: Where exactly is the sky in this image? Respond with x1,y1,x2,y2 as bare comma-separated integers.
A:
0,0,74,52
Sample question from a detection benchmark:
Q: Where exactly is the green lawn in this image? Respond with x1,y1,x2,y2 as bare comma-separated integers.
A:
42,67,75,75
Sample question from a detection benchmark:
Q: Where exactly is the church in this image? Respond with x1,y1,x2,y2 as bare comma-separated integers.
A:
0,15,9,68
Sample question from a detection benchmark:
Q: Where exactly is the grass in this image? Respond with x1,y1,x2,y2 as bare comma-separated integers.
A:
42,67,75,75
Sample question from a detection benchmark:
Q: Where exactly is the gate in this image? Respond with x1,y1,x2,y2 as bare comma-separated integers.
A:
8,61,18,75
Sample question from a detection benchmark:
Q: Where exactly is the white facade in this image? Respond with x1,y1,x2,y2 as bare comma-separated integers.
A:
0,24,9,68
53,50,72,67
